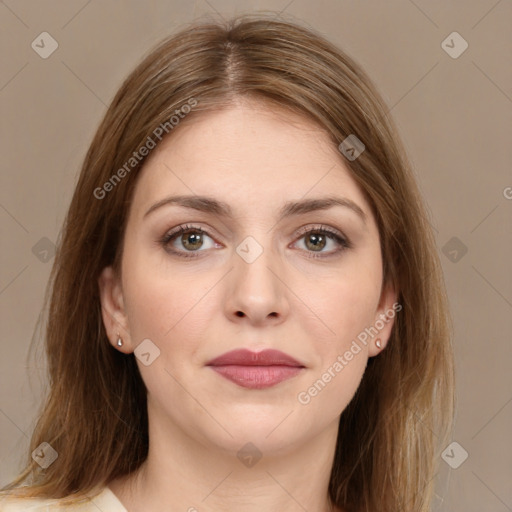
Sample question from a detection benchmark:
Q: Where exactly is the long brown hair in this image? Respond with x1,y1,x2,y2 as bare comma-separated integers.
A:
1,13,454,511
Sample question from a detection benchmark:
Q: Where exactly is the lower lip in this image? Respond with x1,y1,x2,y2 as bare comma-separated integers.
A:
208,365,303,389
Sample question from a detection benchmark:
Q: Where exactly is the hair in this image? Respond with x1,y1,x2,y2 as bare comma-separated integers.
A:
1,13,454,512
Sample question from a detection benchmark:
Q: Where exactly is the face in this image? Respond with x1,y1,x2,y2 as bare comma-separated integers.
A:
99,100,396,457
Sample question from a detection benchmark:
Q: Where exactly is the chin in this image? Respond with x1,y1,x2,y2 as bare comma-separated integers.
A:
200,411,314,455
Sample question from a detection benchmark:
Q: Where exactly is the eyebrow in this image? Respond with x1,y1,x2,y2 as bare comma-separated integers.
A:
143,194,367,224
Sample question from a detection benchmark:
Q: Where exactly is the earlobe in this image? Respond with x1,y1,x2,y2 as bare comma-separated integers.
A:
368,282,399,357
98,266,130,350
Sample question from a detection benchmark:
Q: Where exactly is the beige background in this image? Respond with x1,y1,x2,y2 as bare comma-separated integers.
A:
1,0,511,510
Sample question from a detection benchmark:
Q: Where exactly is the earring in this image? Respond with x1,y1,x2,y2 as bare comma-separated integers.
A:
375,339,382,349
116,333,123,347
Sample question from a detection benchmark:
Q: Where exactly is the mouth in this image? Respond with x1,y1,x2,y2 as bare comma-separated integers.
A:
206,348,305,390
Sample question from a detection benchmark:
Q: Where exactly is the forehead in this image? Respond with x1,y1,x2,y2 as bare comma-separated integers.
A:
129,101,369,220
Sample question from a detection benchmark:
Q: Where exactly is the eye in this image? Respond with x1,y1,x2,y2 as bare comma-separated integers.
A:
159,224,351,259
159,224,217,259
293,225,351,259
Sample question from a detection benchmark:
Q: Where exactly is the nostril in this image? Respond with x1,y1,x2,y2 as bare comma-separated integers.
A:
236,311,245,317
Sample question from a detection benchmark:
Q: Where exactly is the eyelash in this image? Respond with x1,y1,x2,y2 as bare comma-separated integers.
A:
159,224,351,260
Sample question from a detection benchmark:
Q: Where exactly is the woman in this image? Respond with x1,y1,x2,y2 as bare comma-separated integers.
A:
0,13,454,512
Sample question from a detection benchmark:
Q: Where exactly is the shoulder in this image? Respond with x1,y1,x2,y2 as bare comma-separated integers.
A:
0,486,127,511
0,493,51,511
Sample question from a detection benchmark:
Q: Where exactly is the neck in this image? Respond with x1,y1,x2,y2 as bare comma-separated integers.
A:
109,414,343,512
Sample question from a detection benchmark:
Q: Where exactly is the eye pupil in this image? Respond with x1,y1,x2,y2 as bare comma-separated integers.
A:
182,231,203,250
305,233,326,251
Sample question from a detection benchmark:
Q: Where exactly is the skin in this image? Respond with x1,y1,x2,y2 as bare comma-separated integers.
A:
99,98,397,512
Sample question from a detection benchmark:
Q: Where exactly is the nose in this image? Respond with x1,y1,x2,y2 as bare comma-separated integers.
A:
225,244,290,326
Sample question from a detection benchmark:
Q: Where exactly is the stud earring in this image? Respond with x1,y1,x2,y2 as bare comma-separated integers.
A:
116,333,123,347
375,339,382,349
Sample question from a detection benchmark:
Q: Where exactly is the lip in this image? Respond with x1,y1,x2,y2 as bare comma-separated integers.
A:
206,349,305,390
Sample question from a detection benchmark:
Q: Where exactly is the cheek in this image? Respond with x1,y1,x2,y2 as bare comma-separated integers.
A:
122,248,217,352
301,261,382,349
335,284,380,341
298,353,368,425
299,256,382,414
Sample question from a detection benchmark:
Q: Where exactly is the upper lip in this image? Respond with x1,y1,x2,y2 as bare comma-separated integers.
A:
206,349,304,367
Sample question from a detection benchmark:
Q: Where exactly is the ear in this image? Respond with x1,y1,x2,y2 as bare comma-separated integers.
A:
98,266,133,353
367,281,400,357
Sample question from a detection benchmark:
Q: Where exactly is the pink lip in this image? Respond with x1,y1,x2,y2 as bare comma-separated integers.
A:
206,349,305,389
